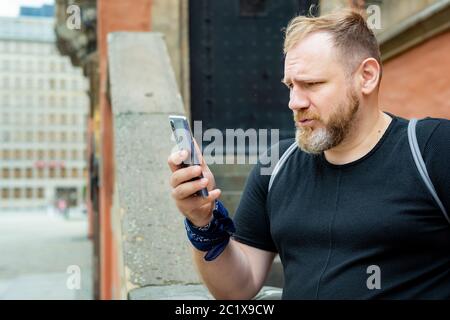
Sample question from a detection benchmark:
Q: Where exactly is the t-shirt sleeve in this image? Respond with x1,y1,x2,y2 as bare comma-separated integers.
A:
232,139,294,253
232,161,277,252
419,118,450,216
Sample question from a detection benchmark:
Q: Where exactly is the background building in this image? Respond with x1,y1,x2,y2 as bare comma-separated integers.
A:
20,4,55,18
0,7,89,212
54,0,450,300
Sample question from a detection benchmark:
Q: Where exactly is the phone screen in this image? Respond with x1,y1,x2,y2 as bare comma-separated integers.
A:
169,115,208,197
169,115,199,166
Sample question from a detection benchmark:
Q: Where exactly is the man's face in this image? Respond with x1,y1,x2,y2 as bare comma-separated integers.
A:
283,32,360,154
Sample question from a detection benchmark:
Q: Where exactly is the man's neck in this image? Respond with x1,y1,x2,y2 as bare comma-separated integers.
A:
324,109,392,165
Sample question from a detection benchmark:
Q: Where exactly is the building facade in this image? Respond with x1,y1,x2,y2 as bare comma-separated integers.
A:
0,14,89,212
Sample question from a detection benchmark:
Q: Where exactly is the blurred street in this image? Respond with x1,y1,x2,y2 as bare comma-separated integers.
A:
0,212,92,299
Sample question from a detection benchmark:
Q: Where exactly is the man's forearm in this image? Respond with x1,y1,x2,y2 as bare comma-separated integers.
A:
192,239,259,300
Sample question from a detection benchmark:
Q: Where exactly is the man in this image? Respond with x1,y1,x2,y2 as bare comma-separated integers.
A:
167,9,450,299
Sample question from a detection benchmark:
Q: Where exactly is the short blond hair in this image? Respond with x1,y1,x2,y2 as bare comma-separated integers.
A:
284,9,382,79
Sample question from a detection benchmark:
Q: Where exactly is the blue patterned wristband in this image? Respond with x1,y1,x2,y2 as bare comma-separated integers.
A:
184,200,236,261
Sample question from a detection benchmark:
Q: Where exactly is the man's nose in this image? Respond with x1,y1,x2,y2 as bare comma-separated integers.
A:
288,87,310,111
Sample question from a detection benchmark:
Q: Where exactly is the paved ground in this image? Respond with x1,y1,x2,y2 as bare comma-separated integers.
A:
0,212,93,300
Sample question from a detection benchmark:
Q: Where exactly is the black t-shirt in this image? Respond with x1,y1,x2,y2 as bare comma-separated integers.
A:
233,114,450,299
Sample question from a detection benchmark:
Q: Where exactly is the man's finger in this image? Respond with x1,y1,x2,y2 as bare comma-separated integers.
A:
193,138,206,167
167,149,188,172
170,165,202,188
172,177,209,200
181,189,222,214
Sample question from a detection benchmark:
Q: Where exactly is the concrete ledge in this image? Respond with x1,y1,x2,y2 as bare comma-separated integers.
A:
108,32,185,115
129,284,213,300
108,32,200,295
128,285,282,300
378,0,450,61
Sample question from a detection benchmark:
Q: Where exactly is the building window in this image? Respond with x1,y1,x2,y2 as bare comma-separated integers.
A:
38,131,45,142
71,150,78,160
49,150,56,159
25,188,33,198
14,132,22,142
26,149,33,159
1,188,9,199
27,61,33,73
37,188,44,199
26,168,33,178
60,114,67,125
1,150,11,160
3,76,9,89
13,188,21,199
2,131,11,143
26,132,33,142
14,149,22,159
49,95,55,107
61,132,67,142
61,150,67,159
2,113,9,124
37,150,45,160
4,94,10,105
71,168,78,178
61,167,67,178
49,168,56,178
14,168,22,178
37,168,44,178
2,168,10,179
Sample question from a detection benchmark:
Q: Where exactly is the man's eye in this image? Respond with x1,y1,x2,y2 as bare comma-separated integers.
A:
306,82,323,87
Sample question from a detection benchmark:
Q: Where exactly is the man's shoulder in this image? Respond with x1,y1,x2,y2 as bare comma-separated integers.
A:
387,113,449,153
415,117,450,154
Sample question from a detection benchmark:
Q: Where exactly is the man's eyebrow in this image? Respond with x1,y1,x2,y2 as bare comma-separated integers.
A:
282,76,325,85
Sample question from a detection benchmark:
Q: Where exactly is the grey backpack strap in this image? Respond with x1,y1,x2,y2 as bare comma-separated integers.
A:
408,119,450,224
268,142,298,192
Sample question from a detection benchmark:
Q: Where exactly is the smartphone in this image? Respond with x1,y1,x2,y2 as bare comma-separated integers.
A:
169,115,209,198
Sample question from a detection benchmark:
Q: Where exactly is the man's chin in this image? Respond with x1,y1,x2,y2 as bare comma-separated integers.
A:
295,128,330,154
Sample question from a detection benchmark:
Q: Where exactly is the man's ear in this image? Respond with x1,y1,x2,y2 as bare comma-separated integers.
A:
358,58,381,95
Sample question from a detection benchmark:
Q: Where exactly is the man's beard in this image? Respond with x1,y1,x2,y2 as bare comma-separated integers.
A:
295,89,360,154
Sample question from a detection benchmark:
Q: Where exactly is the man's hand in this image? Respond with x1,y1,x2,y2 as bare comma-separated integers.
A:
167,139,221,227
